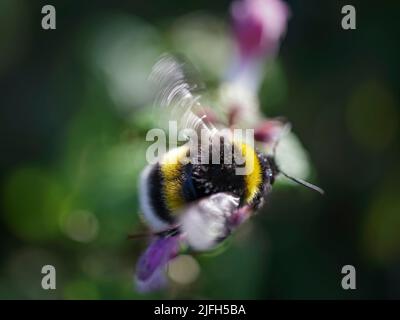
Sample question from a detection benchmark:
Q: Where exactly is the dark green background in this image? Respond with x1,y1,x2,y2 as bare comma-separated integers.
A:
0,0,399,299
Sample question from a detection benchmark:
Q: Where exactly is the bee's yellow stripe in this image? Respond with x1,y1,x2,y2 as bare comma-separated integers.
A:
240,143,262,203
160,145,188,213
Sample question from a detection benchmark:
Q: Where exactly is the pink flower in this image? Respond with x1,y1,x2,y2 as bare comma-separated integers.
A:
229,206,252,228
231,0,290,59
254,118,288,144
135,236,180,292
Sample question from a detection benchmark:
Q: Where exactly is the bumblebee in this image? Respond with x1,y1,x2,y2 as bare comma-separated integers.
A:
134,55,323,291
139,138,276,235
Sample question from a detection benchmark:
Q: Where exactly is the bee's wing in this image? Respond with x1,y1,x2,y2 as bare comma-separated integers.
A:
179,192,240,251
149,54,216,136
135,235,179,292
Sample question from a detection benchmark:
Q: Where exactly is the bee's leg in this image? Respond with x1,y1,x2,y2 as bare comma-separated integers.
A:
128,225,180,240
157,226,180,237
228,205,252,230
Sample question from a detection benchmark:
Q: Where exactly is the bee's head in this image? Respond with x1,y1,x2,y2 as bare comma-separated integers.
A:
261,152,325,195
256,152,279,186
265,155,279,185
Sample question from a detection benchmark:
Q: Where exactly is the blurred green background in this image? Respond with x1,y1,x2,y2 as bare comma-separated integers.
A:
1,0,399,299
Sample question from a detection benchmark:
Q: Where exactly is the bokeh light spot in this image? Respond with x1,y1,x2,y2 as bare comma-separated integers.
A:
61,210,99,243
168,255,200,285
170,14,233,79
89,15,163,114
362,172,400,264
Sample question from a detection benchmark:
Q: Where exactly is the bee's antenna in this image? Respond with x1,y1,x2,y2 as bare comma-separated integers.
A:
279,170,325,195
268,121,323,195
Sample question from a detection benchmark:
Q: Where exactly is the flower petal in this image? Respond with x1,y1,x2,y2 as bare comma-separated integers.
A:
135,236,180,292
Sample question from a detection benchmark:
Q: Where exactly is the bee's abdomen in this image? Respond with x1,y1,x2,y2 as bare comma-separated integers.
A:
148,164,175,223
139,146,189,231
139,164,176,232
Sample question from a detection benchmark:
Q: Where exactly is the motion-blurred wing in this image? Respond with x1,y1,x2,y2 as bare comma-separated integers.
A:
149,54,216,135
135,235,179,292
179,192,240,251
